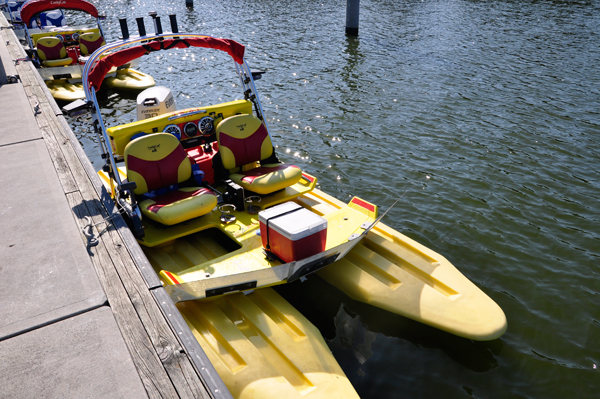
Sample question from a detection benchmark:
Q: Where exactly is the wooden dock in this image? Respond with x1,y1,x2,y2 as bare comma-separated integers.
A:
0,14,231,399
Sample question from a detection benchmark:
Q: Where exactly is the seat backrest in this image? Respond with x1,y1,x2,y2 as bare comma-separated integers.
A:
36,36,67,61
216,114,273,170
124,133,192,195
79,32,106,55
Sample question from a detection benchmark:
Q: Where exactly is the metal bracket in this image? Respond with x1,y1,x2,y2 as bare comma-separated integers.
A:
360,221,373,230
13,57,29,65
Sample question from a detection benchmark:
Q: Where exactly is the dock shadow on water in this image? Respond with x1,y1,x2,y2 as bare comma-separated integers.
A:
275,275,503,398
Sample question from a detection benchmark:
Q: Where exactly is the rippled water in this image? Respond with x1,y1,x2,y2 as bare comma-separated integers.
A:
68,1,600,397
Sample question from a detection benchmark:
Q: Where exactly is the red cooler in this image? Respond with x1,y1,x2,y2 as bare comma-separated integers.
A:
259,202,327,263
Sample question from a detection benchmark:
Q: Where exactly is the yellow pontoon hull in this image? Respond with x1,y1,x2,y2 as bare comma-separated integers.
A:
300,190,507,341
45,68,155,102
180,288,359,399
99,165,506,341
46,79,85,102
104,68,155,90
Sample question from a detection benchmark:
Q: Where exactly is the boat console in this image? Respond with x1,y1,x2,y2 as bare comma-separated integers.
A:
107,100,254,156
29,26,100,46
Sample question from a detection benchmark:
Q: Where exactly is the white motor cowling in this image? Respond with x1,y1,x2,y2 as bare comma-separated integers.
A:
136,86,176,121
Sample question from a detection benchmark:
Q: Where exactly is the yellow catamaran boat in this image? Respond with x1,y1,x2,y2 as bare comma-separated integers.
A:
81,22,506,398
20,0,154,101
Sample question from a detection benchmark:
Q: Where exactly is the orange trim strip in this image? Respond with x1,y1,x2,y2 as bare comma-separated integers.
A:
302,173,315,183
163,271,181,285
351,197,375,212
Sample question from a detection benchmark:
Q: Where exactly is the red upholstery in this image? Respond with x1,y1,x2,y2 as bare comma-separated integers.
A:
218,123,270,168
216,114,302,194
79,32,105,55
126,146,188,194
38,39,64,59
36,36,73,66
124,133,217,225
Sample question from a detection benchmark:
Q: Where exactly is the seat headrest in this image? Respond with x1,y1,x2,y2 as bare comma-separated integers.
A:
36,36,63,47
124,133,191,195
36,36,67,61
216,114,273,170
79,32,106,55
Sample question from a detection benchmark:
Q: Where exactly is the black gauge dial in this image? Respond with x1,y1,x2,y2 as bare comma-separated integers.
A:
183,122,199,138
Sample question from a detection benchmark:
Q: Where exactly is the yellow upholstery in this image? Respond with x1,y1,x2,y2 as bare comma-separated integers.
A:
42,58,74,67
124,133,216,225
216,114,302,194
216,114,274,170
79,32,106,55
139,187,217,225
228,164,302,195
36,36,73,67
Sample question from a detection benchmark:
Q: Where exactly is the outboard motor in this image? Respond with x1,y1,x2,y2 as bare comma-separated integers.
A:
136,86,176,121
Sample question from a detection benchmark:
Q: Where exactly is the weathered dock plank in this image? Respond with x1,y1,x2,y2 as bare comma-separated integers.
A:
66,190,180,399
39,124,78,193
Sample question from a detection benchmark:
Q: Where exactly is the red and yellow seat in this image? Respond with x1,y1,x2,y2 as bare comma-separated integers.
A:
79,32,106,56
36,36,73,67
124,133,217,225
216,114,302,194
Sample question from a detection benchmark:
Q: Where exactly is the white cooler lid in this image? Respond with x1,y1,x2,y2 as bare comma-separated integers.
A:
259,202,327,241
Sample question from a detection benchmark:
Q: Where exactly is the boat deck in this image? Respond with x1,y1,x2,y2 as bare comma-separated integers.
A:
0,14,230,399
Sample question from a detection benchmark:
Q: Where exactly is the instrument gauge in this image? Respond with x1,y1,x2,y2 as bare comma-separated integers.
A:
163,124,182,140
183,122,199,138
198,116,215,137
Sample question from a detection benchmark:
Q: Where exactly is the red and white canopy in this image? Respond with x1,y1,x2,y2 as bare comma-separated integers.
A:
87,36,245,91
20,0,99,26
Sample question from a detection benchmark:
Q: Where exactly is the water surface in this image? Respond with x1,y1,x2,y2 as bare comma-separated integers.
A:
69,1,600,397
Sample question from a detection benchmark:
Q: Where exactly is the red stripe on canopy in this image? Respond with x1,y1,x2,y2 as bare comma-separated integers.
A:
87,37,246,91
21,0,99,26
